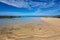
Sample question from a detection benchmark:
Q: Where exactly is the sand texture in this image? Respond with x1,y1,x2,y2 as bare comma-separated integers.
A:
0,17,60,40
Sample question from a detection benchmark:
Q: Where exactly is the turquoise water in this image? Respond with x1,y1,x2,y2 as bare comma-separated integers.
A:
0,17,43,23
0,17,47,27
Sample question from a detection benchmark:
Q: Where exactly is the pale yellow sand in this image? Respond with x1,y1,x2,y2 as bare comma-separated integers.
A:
0,17,60,40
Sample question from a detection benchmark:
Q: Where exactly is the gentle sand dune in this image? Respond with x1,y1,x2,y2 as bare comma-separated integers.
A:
0,17,60,40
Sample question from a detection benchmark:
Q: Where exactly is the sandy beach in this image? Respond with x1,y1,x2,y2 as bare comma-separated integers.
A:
0,17,60,40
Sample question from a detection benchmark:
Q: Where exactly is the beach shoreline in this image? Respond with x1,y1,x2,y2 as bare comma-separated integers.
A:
0,17,60,40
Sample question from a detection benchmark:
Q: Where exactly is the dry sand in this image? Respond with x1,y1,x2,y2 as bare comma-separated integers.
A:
0,17,60,40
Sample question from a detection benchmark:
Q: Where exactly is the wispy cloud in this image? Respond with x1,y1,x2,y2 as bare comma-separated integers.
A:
0,12,34,16
34,8,60,15
0,12,24,16
0,0,56,9
0,0,60,16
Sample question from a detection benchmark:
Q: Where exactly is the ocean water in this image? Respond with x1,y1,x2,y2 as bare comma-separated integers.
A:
0,17,48,31
0,17,46,24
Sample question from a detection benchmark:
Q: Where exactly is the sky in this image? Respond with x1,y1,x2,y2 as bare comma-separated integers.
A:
0,0,60,16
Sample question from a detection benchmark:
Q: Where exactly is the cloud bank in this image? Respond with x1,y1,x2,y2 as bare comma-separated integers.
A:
0,0,60,16
34,8,60,16
0,0,56,9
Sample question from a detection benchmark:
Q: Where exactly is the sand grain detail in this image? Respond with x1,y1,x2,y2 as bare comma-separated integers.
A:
0,18,60,40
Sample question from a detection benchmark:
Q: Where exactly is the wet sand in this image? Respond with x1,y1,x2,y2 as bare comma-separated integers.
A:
0,17,60,40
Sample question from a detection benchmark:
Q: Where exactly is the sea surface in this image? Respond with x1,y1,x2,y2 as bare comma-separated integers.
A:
0,17,46,26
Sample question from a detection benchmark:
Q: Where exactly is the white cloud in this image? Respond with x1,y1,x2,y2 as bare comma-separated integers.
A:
0,0,60,16
0,0,56,9
0,12,25,16
43,8,60,14
0,0,29,8
34,8,60,15
29,0,55,8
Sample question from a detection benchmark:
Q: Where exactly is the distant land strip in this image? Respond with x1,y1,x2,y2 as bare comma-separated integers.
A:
0,15,60,18
0,16,21,18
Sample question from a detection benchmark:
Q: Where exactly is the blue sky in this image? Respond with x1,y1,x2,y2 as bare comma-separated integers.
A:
0,0,60,16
